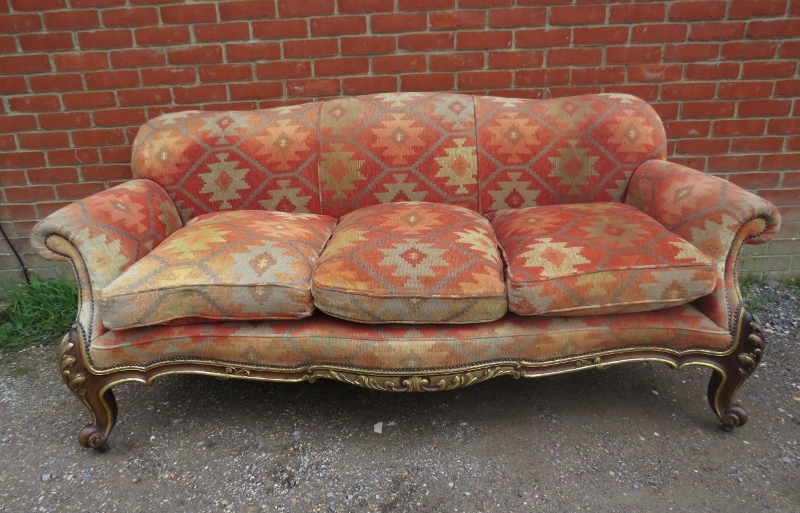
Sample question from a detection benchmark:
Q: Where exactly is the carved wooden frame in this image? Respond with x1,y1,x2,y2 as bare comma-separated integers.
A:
59,306,765,450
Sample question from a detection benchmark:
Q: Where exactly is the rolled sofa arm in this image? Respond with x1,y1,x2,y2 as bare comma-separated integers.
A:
625,160,781,330
31,179,183,343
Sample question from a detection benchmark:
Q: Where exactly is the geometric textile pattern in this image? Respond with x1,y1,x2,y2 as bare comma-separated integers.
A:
318,93,479,217
99,210,337,329
492,203,718,316
132,102,323,223
312,202,507,323
626,160,782,330
89,304,732,369
476,94,666,213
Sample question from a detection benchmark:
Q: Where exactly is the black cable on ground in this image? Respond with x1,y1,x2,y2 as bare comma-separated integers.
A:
0,222,31,285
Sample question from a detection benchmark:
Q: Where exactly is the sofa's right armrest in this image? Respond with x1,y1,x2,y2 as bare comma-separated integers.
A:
31,179,182,343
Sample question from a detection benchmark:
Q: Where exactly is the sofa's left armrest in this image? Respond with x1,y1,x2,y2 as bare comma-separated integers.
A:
625,159,781,329
31,179,182,343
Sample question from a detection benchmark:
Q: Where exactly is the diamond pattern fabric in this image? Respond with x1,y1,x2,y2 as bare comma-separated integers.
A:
100,210,336,329
492,203,718,316
312,202,507,323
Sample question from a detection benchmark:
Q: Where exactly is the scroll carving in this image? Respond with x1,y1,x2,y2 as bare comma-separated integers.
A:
308,365,522,392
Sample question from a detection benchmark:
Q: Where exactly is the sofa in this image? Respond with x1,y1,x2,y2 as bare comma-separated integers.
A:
31,92,781,449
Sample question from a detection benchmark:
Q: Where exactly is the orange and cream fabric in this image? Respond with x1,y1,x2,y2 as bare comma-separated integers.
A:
99,210,336,329
312,202,507,324
492,203,718,316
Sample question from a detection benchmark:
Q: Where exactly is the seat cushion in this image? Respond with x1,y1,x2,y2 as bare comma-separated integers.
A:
491,203,717,316
99,210,337,329
312,201,507,323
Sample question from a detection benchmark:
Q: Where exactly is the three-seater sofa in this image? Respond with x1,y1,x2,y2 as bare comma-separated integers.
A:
31,92,781,449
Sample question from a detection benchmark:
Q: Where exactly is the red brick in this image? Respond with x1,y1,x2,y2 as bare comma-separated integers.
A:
0,77,26,94
99,146,132,164
516,29,571,48
72,0,124,6
168,45,223,65
0,54,51,74
57,183,106,200
72,128,126,147
11,0,66,10
47,148,99,165
458,71,512,89
28,167,80,185
19,32,74,51
342,76,396,95
0,169,24,184
784,171,800,186
85,70,140,89
310,16,367,36
110,49,166,68
708,155,761,172
103,7,158,27
0,152,46,170
0,35,15,52
371,13,427,33
547,48,602,66
29,73,83,93
18,132,69,150
664,43,720,62
339,0,394,13
489,7,545,28
609,3,666,22
430,52,484,71
719,81,773,99
430,10,486,30
118,87,171,106
759,189,800,206
456,30,506,50
8,95,61,112
732,137,785,152
768,118,800,134
632,24,687,42
685,62,740,80
775,79,800,97
286,78,340,97
93,108,146,127
226,42,281,62
141,67,196,86
53,52,106,72
217,1,274,20
550,5,606,24
689,22,747,41
4,185,55,202
44,10,100,30
661,82,717,100
762,153,800,170
398,0,455,10
342,36,395,55
488,50,543,69
82,164,133,181
742,61,797,79
161,3,218,23
727,172,780,190
573,26,629,46
173,85,228,104
252,19,308,39
713,119,766,137
285,38,339,58
0,204,37,221
0,14,42,33
78,29,134,50
195,22,250,42
676,138,730,155
38,112,92,129
256,60,311,79
722,41,777,59
739,99,792,118
372,55,426,73
571,66,625,85
278,0,334,17
669,1,727,20
781,41,800,58
135,26,191,46
516,68,571,87
792,0,800,15
459,0,513,6
62,91,116,109
200,64,253,82
400,72,455,91
730,0,786,17
663,120,711,137
747,20,800,39
399,33,454,52
229,82,283,100
606,46,661,64
681,101,736,119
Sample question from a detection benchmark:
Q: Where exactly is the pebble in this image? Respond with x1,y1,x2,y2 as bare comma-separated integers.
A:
40,474,52,482
373,422,383,434
328,502,337,512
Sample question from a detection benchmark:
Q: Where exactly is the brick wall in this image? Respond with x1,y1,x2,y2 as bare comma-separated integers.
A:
1,0,798,281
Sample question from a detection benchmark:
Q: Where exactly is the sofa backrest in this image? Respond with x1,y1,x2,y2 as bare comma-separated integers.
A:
132,92,666,222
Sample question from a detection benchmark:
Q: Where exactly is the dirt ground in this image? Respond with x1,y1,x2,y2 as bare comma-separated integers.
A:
1,282,798,513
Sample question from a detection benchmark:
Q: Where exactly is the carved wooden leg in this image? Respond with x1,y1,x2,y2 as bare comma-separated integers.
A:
59,329,117,449
706,309,765,431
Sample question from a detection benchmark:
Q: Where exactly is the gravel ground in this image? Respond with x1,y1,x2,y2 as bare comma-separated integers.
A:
1,282,798,513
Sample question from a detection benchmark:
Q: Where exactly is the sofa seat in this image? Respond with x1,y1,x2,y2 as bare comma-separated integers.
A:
312,202,507,324
492,203,718,316
88,304,731,369
99,210,337,329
